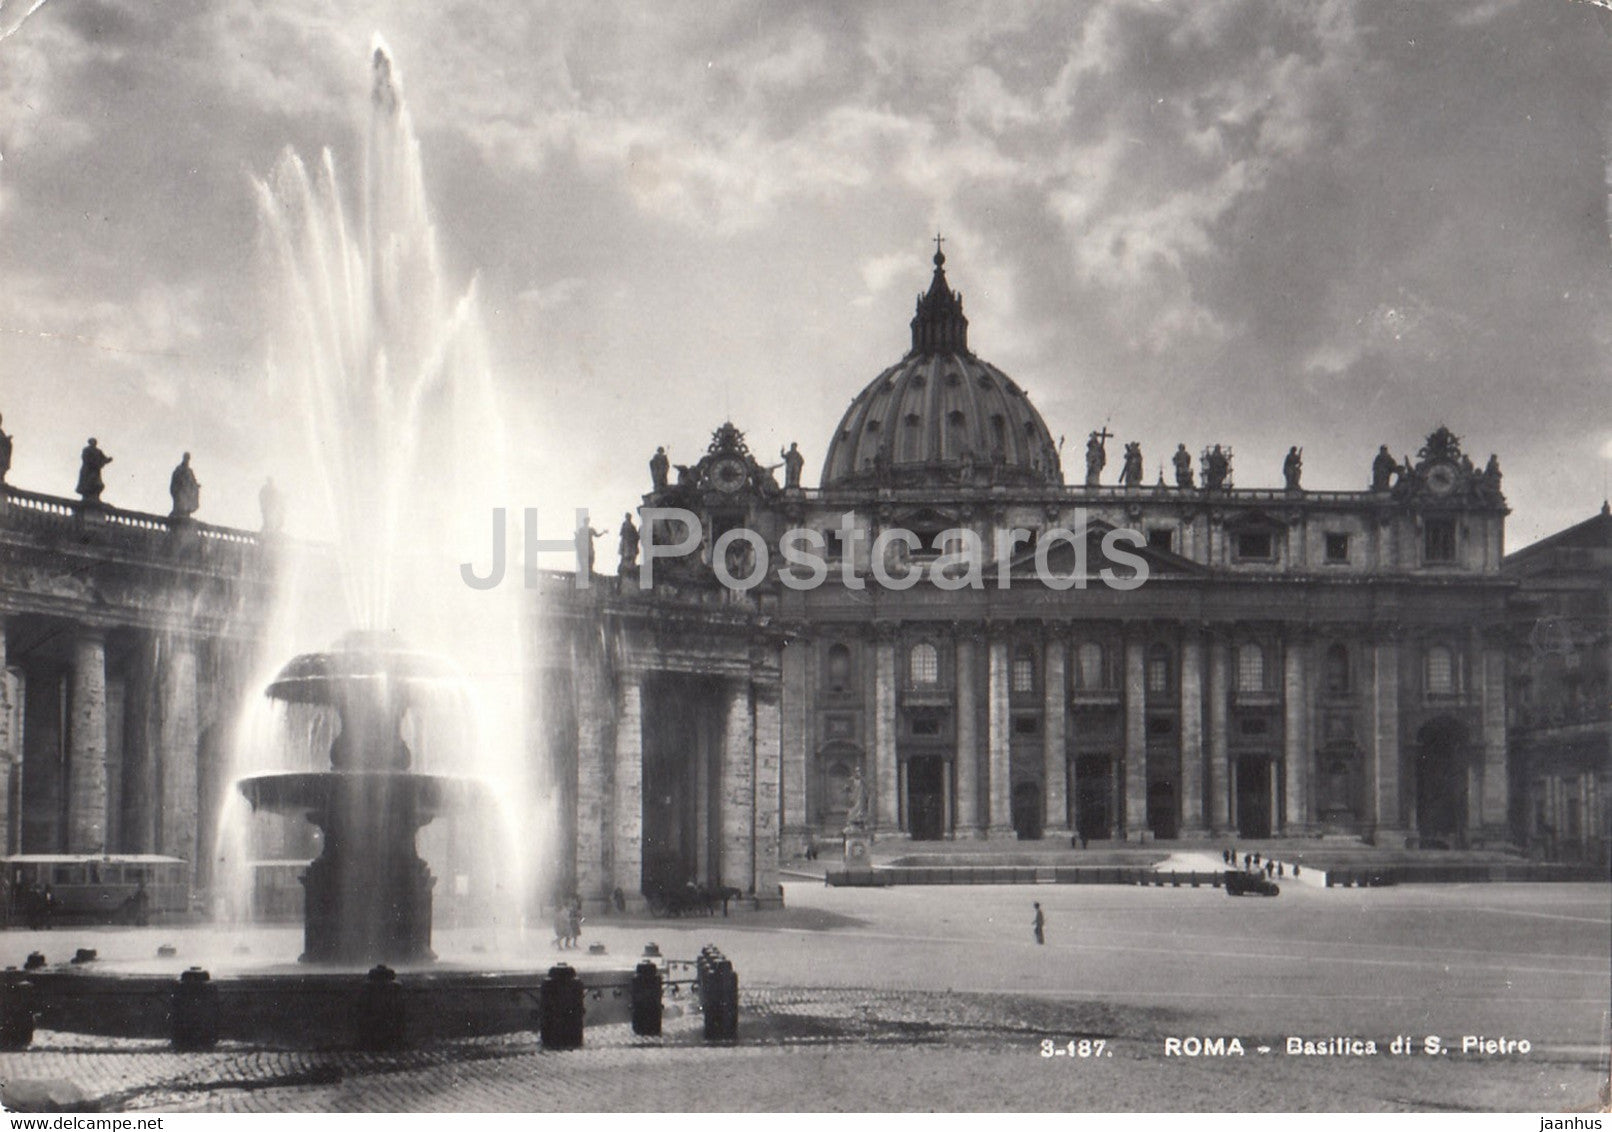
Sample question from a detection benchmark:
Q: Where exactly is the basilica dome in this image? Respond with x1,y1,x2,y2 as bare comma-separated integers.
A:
820,248,1063,489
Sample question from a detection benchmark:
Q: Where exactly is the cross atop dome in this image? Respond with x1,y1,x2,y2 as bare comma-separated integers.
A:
910,235,968,355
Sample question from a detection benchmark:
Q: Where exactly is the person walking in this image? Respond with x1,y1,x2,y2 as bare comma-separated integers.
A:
1032,902,1046,946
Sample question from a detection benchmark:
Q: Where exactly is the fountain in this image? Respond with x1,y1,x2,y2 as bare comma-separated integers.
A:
237,632,491,965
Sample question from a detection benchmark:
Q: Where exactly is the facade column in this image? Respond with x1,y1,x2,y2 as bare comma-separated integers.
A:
1042,633,1070,837
1478,642,1509,841
68,628,109,854
752,683,782,906
1369,630,1405,846
1206,632,1230,834
572,639,610,903
953,626,981,838
1179,628,1206,836
1282,633,1310,835
872,626,899,835
986,627,1013,837
611,672,643,903
778,631,809,856
1123,632,1147,838
720,680,756,892
158,637,199,865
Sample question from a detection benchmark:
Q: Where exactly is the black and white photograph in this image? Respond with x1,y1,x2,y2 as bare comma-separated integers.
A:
0,0,1607,1116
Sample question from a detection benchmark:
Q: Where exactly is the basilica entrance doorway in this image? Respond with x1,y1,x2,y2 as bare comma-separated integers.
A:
906,756,945,840
1074,756,1114,839
1012,781,1042,840
1235,754,1273,839
1415,717,1469,847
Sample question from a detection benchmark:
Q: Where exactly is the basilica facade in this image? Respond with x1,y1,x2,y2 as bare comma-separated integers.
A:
596,247,1519,891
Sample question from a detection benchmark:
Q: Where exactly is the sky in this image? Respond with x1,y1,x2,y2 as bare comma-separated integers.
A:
2,0,1611,554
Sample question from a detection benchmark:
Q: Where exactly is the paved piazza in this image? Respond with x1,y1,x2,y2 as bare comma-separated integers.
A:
0,880,1606,1112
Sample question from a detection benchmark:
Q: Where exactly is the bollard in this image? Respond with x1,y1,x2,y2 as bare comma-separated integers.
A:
702,958,738,1042
0,971,34,1050
172,967,220,1050
631,960,663,1037
354,965,405,1051
539,964,585,1050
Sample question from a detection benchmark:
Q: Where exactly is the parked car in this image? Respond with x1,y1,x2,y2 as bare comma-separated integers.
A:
1224,869,1280,897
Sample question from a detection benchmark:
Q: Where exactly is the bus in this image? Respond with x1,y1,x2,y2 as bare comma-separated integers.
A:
2,855,190,926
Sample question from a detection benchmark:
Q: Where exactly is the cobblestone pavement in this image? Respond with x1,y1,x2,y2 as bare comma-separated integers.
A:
0,881,1605,1112
0,987,1603,1113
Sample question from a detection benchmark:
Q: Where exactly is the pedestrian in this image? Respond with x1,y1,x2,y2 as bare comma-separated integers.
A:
1265,860,1275,879
1277,862,1284,878
1253,852,1261,868
1032,902,1045,946
1243,853,1252,871
567,895,583,948
1293,863,1301,877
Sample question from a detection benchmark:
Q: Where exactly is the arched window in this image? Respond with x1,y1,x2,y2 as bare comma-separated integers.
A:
826,643,851,693
1147,643,1172,695
909,642,939,686
1012,648,1036,693
1426,645,1455,695
1236,643,1265,694
1075,641,1106,690
1324,644,1350,694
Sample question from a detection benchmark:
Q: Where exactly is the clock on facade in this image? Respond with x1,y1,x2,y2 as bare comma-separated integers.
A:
709,456,748,493
1424,462,1458,496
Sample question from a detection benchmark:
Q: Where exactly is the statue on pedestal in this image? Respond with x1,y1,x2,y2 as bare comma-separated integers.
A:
780,442,805,490
1118,442,1144,488
1203,445,1230,491
1282,446,1303,491
649,446,670,491
1084,428,1111,487
575,519,606,574
76,438,112,503
618,513,640,574
1371,445,1396,492
844,766,868,831
169,453,201,519
1172,443,1193,488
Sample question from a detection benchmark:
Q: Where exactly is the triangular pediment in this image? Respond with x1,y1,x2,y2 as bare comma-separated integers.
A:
997,518,1207,583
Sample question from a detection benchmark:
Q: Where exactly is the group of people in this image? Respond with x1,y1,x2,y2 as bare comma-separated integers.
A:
8,878,55,930
1222,846,1298,880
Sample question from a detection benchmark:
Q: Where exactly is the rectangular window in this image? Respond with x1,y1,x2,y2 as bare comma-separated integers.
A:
1324,532,1349,563
1424,519,1456,563
1013,716,1040,736
1147,527,1174,553
1236,645,1266,693
1235,531,1273,561
1012,658,1036,694
1146,658,1170,695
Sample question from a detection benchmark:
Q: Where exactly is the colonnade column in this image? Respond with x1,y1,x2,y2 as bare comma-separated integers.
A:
721,680,756,891
953,627,982,838
1179,628,1206,837
872,625,899,834
572,640,610,902
752,684,782,904
778,631,809,856
611,672,644,902
1042,633,1070,837
0,619,14,856
68,628,108,854
1282,634,1309,835
1369,629,1404,846
1123,632,1147,838
986,627,1013,838
158,636,199,865
1206,632,1230,834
